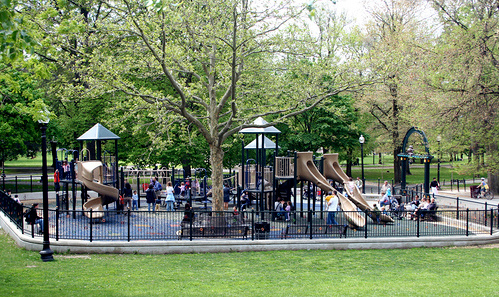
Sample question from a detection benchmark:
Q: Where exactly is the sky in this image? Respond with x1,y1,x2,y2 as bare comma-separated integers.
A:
334,0,371,25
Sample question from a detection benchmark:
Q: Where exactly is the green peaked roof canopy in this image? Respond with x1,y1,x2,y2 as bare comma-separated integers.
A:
77,123,120,141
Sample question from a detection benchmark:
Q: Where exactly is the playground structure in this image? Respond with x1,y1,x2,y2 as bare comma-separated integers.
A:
78,161,119,218
236,117,393,229
49,120,403,229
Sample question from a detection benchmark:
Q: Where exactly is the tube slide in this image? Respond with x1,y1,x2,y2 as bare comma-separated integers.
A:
296,152,365,228
77,161,119,218
323,154,393,223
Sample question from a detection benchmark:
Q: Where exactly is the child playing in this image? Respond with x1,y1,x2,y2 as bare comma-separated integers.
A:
132,190,139,211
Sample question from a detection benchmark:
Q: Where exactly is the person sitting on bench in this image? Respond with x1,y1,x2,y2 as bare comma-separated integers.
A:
25,203,44,234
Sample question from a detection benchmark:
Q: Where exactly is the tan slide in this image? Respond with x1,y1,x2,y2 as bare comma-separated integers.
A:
296,152,365,228
323,154,393,223
77,161,119,219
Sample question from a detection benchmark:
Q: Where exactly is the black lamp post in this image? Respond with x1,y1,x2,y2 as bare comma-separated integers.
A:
359,135,365,194
437,135,441,183
38,110,54,262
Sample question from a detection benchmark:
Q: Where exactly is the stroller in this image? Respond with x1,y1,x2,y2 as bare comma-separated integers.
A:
389,201,405,220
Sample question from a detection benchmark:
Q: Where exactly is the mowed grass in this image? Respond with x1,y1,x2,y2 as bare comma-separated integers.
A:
0,230,497,296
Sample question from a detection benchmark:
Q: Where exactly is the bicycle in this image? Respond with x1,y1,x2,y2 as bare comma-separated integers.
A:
477,189,494,200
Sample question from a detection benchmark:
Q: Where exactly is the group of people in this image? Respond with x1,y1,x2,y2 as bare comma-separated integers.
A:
144,177,176,212
273,197,293,221
409,195,437,220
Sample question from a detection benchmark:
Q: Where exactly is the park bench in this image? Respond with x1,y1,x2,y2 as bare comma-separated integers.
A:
281,224,348,239
178,223,249,240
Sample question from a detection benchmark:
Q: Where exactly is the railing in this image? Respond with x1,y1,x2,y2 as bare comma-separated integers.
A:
2,205,496,242
0,190,24,230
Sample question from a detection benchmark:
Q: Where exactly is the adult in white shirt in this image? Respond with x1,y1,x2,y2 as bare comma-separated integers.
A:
326,191,339,225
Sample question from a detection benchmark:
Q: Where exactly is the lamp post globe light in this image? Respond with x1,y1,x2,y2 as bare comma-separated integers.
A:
436,135,441,183
359,135,365,194
38,109,54,262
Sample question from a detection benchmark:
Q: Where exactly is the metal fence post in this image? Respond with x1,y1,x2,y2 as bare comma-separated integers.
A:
466,208,469,236
251,209,255,241
137,175,140,208
309,209,313,240
364,211,368,239
56,207,59,241
485,202,488,226
30,175,33,192
189,209,193,241
90,209,93,242
416,213,420,238
21,206,24,234
15,176,18,193
127,208,131,242
456,197,459,219
491,209,493,235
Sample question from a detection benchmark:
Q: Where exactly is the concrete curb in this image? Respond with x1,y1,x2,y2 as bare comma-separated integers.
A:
1,211,498,254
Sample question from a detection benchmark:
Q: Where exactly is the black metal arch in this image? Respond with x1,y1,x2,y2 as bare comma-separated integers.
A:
398,127,433,198
401,127,431,158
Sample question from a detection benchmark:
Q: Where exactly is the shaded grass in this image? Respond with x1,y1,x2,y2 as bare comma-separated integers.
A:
0,229,497,296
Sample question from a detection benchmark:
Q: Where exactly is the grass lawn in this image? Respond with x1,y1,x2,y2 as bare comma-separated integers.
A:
351,166,475,185
0,230,497,296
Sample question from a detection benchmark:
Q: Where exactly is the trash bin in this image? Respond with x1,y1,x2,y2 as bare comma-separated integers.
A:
254,222,270,240
470,185,479,198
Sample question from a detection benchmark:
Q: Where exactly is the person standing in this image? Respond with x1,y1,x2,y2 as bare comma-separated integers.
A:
150,177,162,204
145,184,156,212
347,177,356,194
355,177,363,189
326,191,339,225
193,179,200,195
123,182,133,210
165,181,175,211
381,180,390,195
430,177,440,198
132,190,139,211
54,169,61,193
223,183,231,210
63,161,70,179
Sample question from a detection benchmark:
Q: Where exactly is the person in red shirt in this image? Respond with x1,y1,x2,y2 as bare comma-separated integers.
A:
54,169,61,193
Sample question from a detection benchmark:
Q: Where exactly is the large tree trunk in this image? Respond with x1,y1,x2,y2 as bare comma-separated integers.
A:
390,82,401,184
210,144,225,212
393,146,402,184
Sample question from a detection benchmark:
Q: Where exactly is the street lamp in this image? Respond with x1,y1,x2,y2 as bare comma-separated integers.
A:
38,109,54,262
359,135,365,194
436,135,441,183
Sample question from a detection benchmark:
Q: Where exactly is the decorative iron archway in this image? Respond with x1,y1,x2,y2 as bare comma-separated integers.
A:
397,127,433,198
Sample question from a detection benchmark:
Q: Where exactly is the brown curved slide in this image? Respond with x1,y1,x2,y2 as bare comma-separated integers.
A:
323,154,393,223
77,161,119,219
296,152,365,228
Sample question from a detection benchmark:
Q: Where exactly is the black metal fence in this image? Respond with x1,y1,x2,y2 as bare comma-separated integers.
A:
0,190,24,229
1,205,497,243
